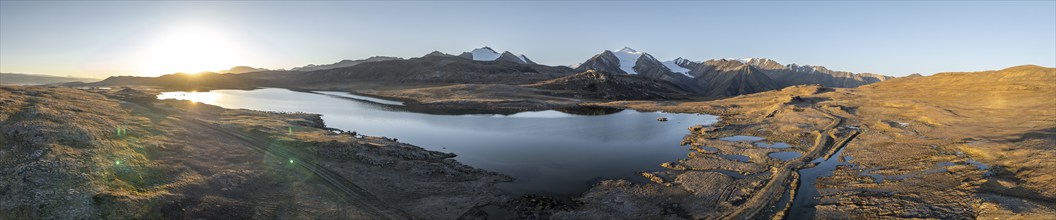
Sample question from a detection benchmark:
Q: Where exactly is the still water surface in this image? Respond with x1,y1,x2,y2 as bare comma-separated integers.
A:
158,88,718,196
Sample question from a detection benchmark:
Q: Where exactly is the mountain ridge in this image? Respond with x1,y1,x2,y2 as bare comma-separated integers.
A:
291,56,404,71
85,46,911,99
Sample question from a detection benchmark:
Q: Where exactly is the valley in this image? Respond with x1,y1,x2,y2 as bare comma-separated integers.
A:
3,1,1054,219
4,63,1052,219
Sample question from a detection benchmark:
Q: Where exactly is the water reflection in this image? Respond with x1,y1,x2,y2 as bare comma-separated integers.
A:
768,152,802,161
314,91,405,106
755,142,793,149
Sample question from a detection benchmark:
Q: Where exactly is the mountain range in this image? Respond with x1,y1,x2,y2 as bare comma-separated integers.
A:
290,56,404,72
572,47,895,97
87,46,898,99
457,47,537,65
0,73,99,85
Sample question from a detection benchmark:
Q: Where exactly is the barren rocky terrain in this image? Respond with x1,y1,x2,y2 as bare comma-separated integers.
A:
581,65,1055,219
0,86,509,219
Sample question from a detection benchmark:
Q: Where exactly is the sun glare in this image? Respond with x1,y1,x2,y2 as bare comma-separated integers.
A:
135,24,252,75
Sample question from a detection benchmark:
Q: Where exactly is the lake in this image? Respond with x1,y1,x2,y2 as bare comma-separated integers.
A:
158,88,718,197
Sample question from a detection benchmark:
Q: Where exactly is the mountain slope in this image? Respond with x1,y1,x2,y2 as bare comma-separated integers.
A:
287,54,575,85
737,58,894,88
575,47,700,94
525,70,690,100
611,47,645,74
495,51,531,64
772,64,892,88
458,47,501,61
689,59,782,97
457,47,535,64
90,72,263,90
661,58,694,78
518,55,537,65
574,50,624,74
291,56,403,71
575,47,663,75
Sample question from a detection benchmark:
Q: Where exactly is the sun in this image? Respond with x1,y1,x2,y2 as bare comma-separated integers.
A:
134,24,252,75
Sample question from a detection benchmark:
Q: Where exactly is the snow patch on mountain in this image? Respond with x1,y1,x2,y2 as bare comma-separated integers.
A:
787,64,822,73
471,47,501,61
518,54,531,63
742,58,762,63
613,47,644,74
662,60,693,78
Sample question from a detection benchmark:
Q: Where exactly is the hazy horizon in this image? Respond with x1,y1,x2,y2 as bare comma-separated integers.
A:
2,1,1054,78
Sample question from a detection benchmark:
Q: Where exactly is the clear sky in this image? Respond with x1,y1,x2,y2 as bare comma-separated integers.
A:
1,1,1054,78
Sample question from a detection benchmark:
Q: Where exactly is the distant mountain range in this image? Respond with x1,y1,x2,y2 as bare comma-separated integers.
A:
0,73,99,85
217,66,271,74
283,50,572,85
457,47,537,65
290,56,403,72
87,46,899,99
572,47,895,97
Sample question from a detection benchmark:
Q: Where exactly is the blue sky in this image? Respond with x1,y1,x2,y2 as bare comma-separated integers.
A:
1,1,1054,78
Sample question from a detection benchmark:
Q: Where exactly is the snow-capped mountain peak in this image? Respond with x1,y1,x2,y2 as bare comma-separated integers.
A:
718,58,746,64
612,47,645,74
616,47,641,54
787,64,821,73
470,47,501,61
741,58,761,63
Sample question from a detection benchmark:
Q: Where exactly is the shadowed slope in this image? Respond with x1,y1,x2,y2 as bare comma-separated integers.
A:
526,70,691,100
